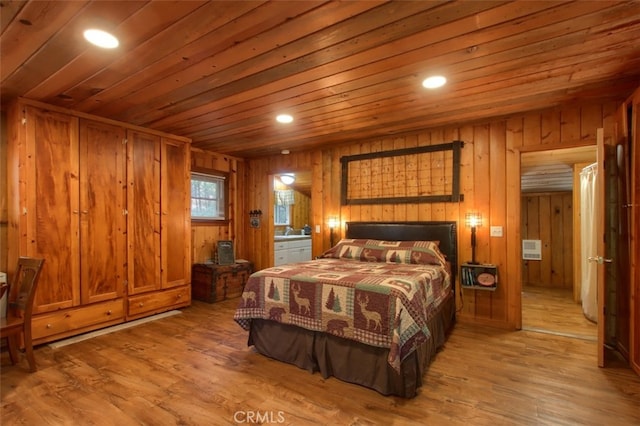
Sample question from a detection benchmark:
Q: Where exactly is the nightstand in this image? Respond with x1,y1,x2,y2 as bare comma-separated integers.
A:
460,263,498,291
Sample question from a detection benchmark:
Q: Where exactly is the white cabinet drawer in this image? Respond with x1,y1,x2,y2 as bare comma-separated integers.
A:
274,238,312,265
275,241,289,251
288,239,311,249
274,252,288,266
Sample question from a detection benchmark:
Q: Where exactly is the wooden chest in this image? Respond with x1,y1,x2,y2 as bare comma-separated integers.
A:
191,262,253,303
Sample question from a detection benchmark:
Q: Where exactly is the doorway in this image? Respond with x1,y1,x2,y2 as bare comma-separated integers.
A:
520,146,597,340
270,171,313,266
272,171,312,234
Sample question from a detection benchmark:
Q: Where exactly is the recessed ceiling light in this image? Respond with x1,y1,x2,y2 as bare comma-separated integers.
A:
422,75,447,89
83,29,119,49
281,149,290,155
276,114,293,123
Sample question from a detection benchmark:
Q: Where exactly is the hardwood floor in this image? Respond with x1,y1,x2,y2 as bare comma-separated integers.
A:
521,285,597,340
2,298,639,426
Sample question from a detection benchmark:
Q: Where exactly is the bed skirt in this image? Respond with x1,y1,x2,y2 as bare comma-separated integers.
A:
247,292,455,398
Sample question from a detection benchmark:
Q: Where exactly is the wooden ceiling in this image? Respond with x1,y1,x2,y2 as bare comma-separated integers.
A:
2,1,640,159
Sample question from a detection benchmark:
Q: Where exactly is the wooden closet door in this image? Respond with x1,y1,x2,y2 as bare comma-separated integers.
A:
127,130,161,295
79,120,126,304
161,138,190,288
24,106,80,314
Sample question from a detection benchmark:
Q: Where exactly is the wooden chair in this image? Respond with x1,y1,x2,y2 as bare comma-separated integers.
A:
1,257,45,372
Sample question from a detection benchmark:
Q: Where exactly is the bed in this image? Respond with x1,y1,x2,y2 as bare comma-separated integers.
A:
234,221,457,398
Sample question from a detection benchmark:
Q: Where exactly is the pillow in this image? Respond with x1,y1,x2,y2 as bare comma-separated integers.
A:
319,239,446,266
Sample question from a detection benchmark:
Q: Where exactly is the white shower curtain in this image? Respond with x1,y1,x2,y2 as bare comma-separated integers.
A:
580,163,598,323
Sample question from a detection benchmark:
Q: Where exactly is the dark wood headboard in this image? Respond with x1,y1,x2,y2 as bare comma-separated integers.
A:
345,221,458,286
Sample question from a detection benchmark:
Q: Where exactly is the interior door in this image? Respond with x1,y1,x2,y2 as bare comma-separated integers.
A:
595,129,606,366
627,92,639,376
594,128,619,367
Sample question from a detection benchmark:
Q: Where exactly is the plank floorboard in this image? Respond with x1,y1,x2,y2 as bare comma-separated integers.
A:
522,285,597,340
2,298,639,425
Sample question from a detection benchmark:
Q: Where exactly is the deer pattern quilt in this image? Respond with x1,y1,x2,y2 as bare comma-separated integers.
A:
234,258,451,371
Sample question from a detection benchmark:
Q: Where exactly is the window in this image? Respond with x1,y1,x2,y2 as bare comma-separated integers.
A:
274,189,294,225
191,172,226,221
274,204,290,226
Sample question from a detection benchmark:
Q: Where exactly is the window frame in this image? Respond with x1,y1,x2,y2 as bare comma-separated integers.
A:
190,169,229,223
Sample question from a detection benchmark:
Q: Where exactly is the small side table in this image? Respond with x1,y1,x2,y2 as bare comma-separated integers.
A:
191,261,253,303
460,263,498,291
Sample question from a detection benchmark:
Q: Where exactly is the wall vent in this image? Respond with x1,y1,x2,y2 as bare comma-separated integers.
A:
522,239,542,260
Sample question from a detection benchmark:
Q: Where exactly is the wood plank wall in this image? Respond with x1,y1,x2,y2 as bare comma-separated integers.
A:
190,148,247,264
521,192,573,289
243,101,619,329
291,190,311,230
0,101,626,329
0,115,7,273
244,150,318,268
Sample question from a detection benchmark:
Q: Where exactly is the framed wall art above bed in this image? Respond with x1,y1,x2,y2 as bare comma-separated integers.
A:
340,141,464,205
